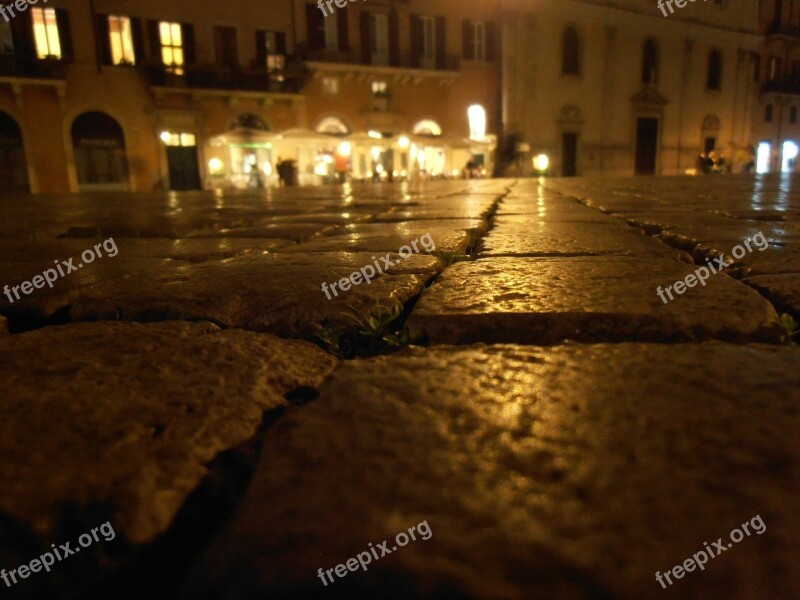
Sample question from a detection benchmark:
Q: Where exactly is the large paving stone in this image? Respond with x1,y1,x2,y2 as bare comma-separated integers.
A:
481,218,687,260
406,257,784,344
280,220,485,254
68,252,444,337
0,257,187,325
744,273,800,317
184,343,800,600
0,321,337,548
375,195,502,221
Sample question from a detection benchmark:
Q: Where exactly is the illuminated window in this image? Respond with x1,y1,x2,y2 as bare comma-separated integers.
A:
159,22,184,75
32,7,61,59
322,77,339,95
161,131,197,147
109,16,135,65
468,104,486,140
371,80,388,95
265,31,285,72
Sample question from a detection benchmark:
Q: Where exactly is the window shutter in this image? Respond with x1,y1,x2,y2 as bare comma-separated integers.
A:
410,14,422,67
276,31,287,55
147,20,162,63
359,11,370,64
389,12,399,66
55,9,73,61
10,11,35,59
337,7,349,52
255,30,266,66
462,20,472,60
182,23,195,65
96,14,112,65
306,3,324,51
435,15,445,69
486,22,496,61
131,18,145,64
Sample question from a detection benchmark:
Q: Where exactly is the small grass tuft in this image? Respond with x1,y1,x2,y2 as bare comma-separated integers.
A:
314,299,419,359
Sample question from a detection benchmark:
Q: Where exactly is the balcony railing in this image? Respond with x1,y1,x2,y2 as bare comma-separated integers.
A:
766,20,800,38
761,79,800,95
144,63,307,94
301,47,460,72
0,55,67,79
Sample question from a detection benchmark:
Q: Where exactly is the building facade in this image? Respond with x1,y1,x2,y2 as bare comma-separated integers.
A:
0,0,500,193
500,0,762,177
754,0,800,173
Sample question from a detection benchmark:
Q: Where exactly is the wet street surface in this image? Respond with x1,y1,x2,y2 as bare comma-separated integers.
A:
0,176,798,599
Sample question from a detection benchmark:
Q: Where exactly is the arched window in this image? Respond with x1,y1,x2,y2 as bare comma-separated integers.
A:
562,27,580,75
0,111,29,192
316,116,349,136
642,38,659,84
707,49,723,90
412,119,442,136
71,111,128,187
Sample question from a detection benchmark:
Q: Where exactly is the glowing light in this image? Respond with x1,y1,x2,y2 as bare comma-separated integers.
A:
208,158,224,174
368,130,382,139
533,154,550,172
452,169,460,176
263,162,272,176
371,146,381,160
376,164,385,174
160,131,172,143
314,162,329,176
468,104,487,140
338,141,352,156
757,142,771,174
398,136,410,149
322,154,334,164
782,141,798,173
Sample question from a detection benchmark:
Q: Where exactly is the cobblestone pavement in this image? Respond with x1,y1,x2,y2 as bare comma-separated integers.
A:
0,176,798,599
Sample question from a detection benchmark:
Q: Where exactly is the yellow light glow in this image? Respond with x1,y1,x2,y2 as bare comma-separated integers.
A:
208,158,224,174
338,141,352,156
368,130,382,139
160,131,172,143
398,136,410,149
533,154,550,171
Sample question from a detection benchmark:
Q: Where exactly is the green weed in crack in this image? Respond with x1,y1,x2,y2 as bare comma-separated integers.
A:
314,299,419,359
780,313,799,342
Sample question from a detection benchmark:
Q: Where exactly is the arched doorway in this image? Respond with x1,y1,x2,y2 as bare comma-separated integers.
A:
71,111,129,191
0,111,30,193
